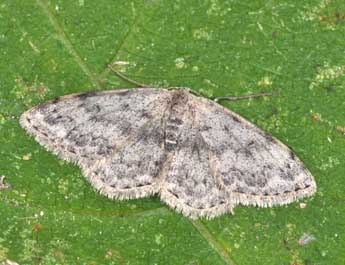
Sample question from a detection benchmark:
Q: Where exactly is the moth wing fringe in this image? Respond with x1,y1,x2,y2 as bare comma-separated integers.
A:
228,183,316,208
159,189,234,220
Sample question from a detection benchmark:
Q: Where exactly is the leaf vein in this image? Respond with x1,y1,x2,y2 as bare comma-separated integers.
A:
191,220,234,265
36,0,101,89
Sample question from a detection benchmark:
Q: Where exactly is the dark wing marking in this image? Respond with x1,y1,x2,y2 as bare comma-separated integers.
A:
84,119,167,199
20,88,174,199
20,88,171,168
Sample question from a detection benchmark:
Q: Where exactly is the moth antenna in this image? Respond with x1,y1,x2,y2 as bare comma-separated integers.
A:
108,64,151,88
213,91,278,102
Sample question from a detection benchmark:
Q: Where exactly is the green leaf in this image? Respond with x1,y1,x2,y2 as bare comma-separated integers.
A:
1,0,345,264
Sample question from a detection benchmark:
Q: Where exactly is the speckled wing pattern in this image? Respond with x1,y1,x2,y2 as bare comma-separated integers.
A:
20,88,171,198
20,88,316,219
193,96,316,208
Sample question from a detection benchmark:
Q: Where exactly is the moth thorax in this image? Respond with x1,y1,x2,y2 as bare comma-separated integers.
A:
165,115,182,151
164,94,188,151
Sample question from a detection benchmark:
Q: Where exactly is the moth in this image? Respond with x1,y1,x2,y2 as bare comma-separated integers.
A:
20,87,316,219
